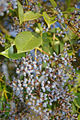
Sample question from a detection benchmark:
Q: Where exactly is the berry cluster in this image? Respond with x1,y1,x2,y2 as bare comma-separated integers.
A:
67,9,80,34
11,48,77,120
9,0,17,9
0,0,17,16
0,0,8,16
23,0,42,13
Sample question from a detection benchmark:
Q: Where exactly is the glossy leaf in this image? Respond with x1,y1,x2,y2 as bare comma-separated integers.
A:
24,11,41,22
18,1,24,24
15,31,42,53
43,12,56,28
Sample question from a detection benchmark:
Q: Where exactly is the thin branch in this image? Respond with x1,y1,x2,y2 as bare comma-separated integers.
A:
0,23,10,36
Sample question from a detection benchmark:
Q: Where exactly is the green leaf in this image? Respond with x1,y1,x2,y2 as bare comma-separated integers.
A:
74,93,80,108
37,23,43,32
72,103,76,114
5,35,14,44
50,28,56,33
75,69,80,83
5,112,9,116
60,41,64,52
63,7,75,13
15,31,42,53
65,0,71,9
63,28,77,44
42,33,53,54
52,40,60,54
42,33,50,53
0,45,25,59
24,11,41,22
42,62,47,69
49,0,57,8
78,115,80,120
0,48,9,58
0,102,3,111
54,44,59,54
25,0,28,5
17,1,24,24
43,12,57,28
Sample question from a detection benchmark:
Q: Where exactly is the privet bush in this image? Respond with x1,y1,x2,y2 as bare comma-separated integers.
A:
0,0,80,119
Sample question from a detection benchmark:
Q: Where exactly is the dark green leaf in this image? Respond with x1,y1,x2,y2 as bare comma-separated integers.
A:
0,102,3,111
42,33,50,53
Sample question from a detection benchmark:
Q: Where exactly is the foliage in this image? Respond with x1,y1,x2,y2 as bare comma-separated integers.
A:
0,0,80,119
0,73,12,118
15,31,42,53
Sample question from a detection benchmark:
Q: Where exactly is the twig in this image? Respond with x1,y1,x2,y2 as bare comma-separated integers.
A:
0,23,10,36
35,48,37,61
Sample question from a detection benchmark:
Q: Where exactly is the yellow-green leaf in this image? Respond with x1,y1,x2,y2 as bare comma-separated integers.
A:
24,11,41,22
74,93,80,108
25,0,28,5
78,115,80,120
0,45,25,59
18,1,24,24
15,31,42,53
49,0,57,8
43,12,56,28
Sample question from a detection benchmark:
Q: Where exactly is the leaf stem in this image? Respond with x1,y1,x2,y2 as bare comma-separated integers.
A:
36,47,50,56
